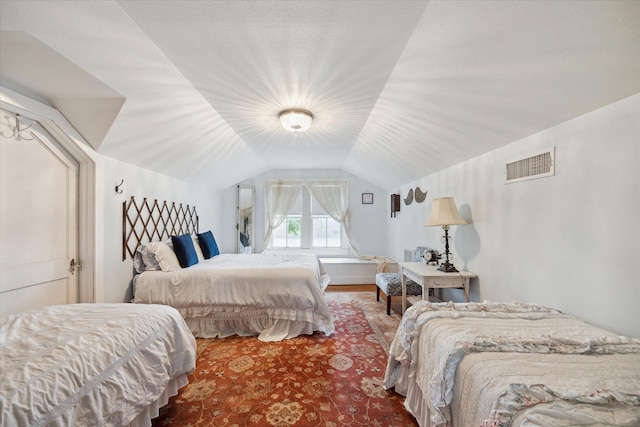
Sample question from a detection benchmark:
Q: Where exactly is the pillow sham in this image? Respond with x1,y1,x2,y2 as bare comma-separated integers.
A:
172,234,199,268
133,244,162,273
197,230,220,259
133,246,146,273
146,241,181,272
191,235,205,262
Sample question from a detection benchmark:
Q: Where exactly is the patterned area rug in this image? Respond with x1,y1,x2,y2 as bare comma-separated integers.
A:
324,291,403,354
152,292,417,426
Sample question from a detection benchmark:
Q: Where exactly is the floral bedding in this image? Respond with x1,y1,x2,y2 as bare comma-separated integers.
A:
483,384,640,426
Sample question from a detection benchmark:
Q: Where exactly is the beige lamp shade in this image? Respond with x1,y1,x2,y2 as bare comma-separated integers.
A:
425,197,466,227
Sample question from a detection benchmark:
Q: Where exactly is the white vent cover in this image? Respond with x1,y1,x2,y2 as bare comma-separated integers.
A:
505,147,555,184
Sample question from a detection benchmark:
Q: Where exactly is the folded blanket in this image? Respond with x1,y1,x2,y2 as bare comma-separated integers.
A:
482,384,640,427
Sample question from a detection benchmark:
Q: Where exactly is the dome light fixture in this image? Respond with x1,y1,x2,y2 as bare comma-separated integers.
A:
279,108,313,133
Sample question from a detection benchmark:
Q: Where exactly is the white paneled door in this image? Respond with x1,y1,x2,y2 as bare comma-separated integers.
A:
0,109,78,315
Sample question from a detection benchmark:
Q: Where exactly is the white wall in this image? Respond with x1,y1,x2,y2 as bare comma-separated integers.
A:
101,157,221,303
388,93,640,338
221,169,389,257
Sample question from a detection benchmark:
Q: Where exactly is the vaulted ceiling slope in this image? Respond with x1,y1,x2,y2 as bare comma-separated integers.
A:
1,1,639,192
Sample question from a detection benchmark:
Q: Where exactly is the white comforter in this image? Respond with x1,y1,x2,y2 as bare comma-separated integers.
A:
132,253,335,341
384,301,640,426
0,303,196,427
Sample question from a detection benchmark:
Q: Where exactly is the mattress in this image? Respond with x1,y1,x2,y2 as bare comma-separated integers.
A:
0,303,196,427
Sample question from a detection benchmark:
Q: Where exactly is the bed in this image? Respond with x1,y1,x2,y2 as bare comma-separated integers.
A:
383,300,640,426
131,237,335,342
0,303,196,427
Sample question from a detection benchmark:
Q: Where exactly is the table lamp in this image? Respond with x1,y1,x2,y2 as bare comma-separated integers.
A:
425,197,466,272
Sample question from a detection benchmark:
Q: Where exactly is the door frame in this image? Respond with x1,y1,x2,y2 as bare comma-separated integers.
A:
1,85,99,303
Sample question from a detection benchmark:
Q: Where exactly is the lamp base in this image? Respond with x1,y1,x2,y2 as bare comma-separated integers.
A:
437,262,459,273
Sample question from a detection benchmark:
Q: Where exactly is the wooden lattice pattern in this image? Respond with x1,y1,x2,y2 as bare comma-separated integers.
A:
122,197,199,260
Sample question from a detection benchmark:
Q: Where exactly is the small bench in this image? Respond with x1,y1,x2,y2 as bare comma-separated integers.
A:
375,273,422,315
375,246,436,315
376,245,442,315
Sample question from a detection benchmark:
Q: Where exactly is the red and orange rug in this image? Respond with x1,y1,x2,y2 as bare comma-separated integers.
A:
153,292,417,426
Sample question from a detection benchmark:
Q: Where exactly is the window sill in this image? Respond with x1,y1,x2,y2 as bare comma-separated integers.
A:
265,247,350,257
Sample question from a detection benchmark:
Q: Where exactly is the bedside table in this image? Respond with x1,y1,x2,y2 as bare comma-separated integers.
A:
398,262,477,313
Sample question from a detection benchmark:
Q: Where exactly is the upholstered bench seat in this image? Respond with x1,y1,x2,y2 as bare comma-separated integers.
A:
376,272,422,315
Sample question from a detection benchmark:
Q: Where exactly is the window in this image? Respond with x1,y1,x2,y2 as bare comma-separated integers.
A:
272,215,301,248
271,186,343,249
313,215,341,247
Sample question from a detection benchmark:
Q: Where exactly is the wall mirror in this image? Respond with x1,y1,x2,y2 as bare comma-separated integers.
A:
236,185,255,254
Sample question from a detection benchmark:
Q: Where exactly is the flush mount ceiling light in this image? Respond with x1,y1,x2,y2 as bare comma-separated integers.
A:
279,108,313,133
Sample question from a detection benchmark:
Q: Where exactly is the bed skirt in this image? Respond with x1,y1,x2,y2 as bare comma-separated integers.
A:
388,364,432,426
129,373,189,427
183,309,331,342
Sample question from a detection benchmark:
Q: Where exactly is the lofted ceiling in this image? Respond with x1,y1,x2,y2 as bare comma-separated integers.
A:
1,1,639,192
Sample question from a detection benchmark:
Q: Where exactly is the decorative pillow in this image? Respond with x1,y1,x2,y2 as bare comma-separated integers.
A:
197,230,220,259
133,247,146,273
146,241,181,272
133,244,162,273
191,235,205,262
414,246,432,262
171,234,199,268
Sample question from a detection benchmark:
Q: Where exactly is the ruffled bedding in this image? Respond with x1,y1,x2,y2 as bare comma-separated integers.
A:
483,383,640,426
384,301,640,426
0,303,196,427
132,253,335,341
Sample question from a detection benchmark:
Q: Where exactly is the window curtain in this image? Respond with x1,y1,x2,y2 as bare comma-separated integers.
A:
259,180,301,253
304,180,391,272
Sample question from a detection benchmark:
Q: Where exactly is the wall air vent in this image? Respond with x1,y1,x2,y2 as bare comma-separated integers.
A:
505,147,555,184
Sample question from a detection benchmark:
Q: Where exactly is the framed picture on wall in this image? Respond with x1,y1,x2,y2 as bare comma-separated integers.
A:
362,193,374,204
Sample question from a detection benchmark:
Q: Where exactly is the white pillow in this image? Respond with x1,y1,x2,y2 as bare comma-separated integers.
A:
146,241,181,272
191,235,205,262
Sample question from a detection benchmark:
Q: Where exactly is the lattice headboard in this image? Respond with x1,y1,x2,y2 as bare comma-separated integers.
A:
122,197,199,260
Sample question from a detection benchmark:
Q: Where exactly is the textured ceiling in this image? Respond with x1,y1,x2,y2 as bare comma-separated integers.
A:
1,0,639,192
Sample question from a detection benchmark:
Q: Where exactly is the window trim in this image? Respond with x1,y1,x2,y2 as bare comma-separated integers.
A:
270,185,346,251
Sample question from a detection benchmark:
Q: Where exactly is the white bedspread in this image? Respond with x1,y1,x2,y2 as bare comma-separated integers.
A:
0,303,196,427
384,301,640,426
132,253,335,341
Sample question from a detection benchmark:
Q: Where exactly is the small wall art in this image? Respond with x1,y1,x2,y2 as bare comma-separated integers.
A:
415,187,427,203
362,193,374,204
404,188,414,205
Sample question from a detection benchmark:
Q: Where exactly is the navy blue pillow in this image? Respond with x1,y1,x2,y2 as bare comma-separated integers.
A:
171,234,199,268
197,230,220,259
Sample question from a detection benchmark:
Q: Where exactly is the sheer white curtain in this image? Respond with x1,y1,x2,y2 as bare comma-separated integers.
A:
260,180,301,253
304,180,391,272
303,180,355,251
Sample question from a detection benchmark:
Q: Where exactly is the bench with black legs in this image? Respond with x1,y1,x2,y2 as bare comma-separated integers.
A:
375,272,423,315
